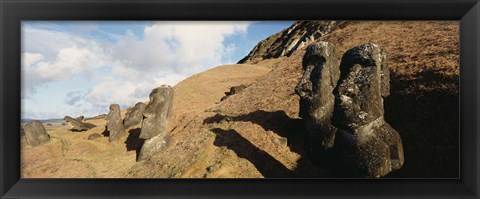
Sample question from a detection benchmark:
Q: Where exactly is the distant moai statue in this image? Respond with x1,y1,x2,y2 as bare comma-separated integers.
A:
64,116,95,131
106,104,125,142
123,102,147,130
76,115,85,122
294,41,340,161
332,43,404,177
138,85,174,161
23,120,50,147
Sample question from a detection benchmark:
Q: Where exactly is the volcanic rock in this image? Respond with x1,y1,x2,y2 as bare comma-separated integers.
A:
87,133,102,140
238,21,345,64
332,43,404,177
138,85,174,161
140,85,173,139
23,120,50,147
221,85,247,101
76,115,84,122
294,41,340,157
106,104,126,142
64,116,95,131
123,102,147,130
137,133,172,161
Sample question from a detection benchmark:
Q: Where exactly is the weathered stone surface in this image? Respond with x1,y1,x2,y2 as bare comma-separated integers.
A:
123,102,147,130
137,133,172,161
64,116,95,131
294,41,340,155
23,120,50,147
76,116,84,122
332,43,404,177
140,85,174,139
238,21,345,64
87,133,102,140
106,104,125,142
221,85,247,101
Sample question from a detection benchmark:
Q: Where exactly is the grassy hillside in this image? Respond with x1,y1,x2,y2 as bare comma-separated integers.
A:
21,21,459,178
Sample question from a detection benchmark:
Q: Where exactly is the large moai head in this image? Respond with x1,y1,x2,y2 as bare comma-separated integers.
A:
333,43,390,130
140,85,174,139
23,120,50,147
294,41,340,153
107,104,125,142
295,41,340,119
123,102,147,130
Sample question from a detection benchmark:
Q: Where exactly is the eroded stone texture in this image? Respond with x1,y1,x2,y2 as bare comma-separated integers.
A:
294,41,340,157
23,120,50,147
221,85,247,101
140,85,173,139
76,116,84,122
123,102,147,130
106,104,125,142
137,85,174,161
87,133,102,140
64,116,95,131
137,133,172,161
332,43,404,177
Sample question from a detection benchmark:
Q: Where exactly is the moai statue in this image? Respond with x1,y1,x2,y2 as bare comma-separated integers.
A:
123,102,147,130
332,43,404,177
64,116,95,131
23,120,50,147
106,104,125,142
294,41,340,162
138,85,174,161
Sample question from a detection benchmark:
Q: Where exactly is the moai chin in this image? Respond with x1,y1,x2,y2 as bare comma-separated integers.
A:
332,43,404,177
294,41,340,161
138,85,174,161
106,104,125,142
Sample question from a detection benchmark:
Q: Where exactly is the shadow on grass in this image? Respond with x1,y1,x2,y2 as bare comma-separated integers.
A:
205,110,330,178
124,128,145,160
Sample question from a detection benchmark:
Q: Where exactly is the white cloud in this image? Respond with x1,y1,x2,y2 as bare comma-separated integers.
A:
22,21,251,119
22,53,44,67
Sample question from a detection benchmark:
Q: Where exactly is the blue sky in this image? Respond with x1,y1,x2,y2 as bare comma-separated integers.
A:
21,21,294,119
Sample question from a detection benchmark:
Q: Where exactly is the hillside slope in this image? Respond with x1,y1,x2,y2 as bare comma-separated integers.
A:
21,21,459,178
126,21,459,178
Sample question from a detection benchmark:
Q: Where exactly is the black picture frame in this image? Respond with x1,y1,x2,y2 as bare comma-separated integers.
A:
1,0,479,198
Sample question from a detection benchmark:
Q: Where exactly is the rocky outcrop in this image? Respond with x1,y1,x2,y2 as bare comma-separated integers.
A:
23,120,50,147
138,133,172,162
87,133,102,140
138,85,174,161
332,43,404,177
123,102,147,130
76,116,84,122
63,116,95,131
106,104,125,142
220,85,247,101
294,42,340,159
238,21,345,64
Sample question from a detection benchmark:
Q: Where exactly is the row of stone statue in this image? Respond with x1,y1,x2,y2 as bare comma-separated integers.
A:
62,85,174,161
104,85,174,161
22,85,174,162
295,42,404,177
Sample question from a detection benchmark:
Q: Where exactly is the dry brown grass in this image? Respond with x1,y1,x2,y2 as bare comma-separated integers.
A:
22,21,459,178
